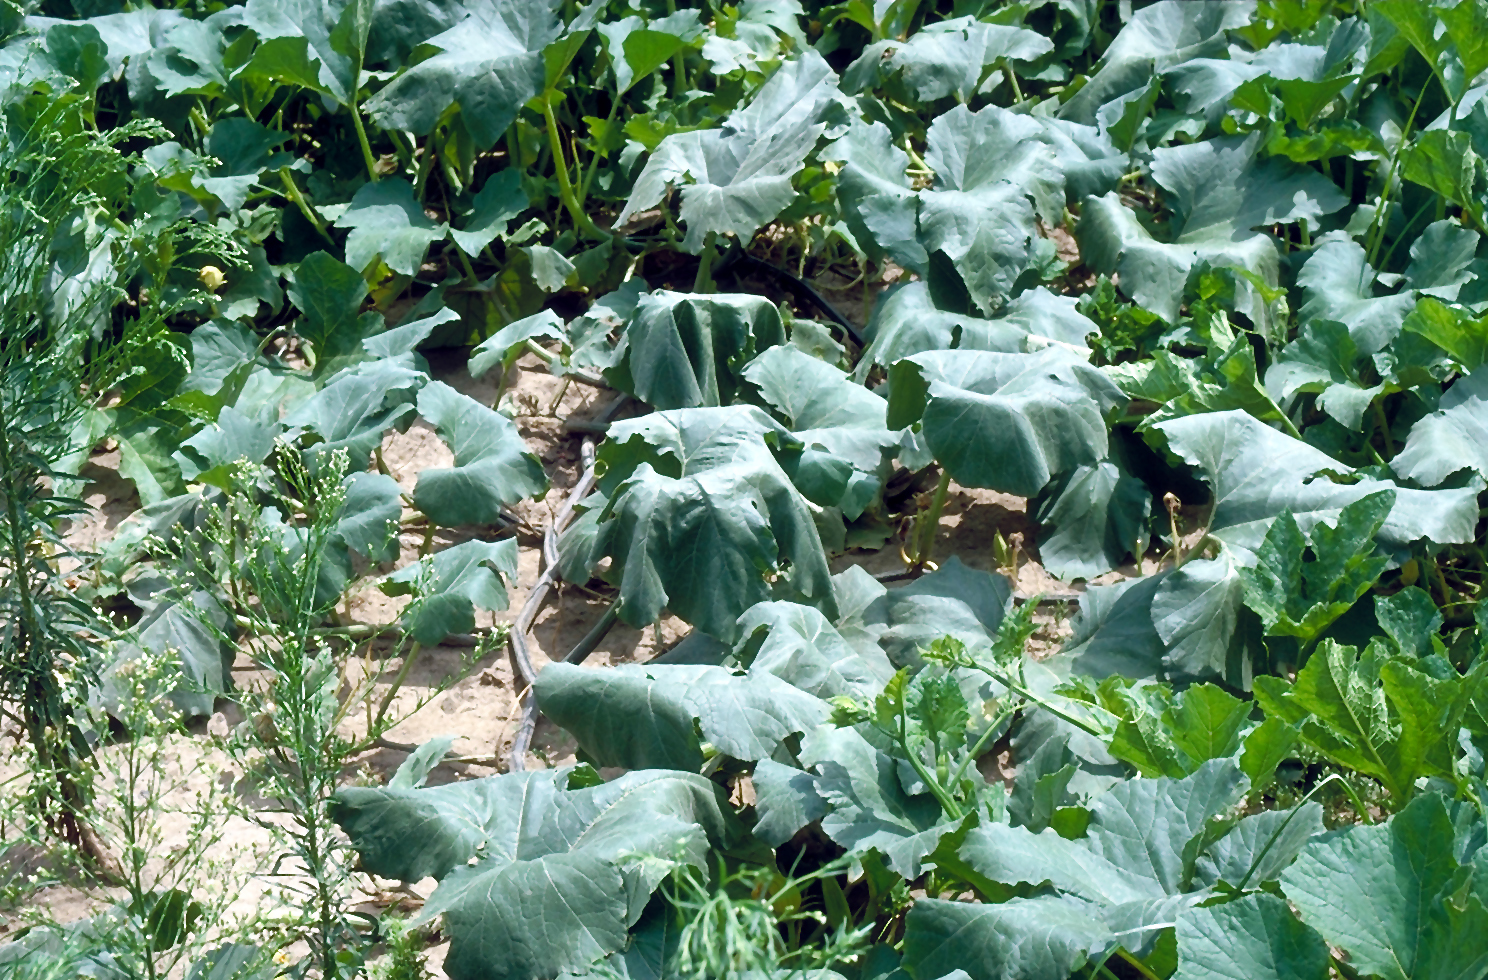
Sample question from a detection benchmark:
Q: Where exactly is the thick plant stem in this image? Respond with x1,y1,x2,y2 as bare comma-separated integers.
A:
279,169,336,245
915,468,952,569
694,232,719,293
946,705,1015,793
542,91,600,238
349,74,379,183
900,701,962,820
565,601,621,664
1372,399,1395,458
372,642,423,729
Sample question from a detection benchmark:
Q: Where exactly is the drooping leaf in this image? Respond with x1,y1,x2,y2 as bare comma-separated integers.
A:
336,470,403,564
610,291,785,409
751,756,827,847
1079,132,1345,330
1034,456,1152,581
284,360,425,466
1296,238,1417,355
412,380,548,527
734,600,893,701
886,347,1124,497
535,662,827,770
380,538,518,644
618,51,840,252
1392,370,1488,486
900,895,1112,980
332,768,747,980
842,17,1052,103
563,406,836,642
1154,410,1482,560
742,345,898,518
852,280,1096,381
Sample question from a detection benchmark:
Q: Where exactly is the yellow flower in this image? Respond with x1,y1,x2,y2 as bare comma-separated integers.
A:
199,265,226,291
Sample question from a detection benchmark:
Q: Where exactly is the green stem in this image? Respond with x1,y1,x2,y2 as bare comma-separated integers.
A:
902,138,931,175
1366,83,1430,269
414,131,438,202
665,0,688,95
1002,62,1024,103
542,90,599,238
915,468,951,568
578,93,624,210
1235,774,1355,891
565,602,622,664
278,168,336,245
946,705,1016,792
372,641,422,732
349,74,379,183
981,664,1109,739
900,700,963,820
693,231,719,293
1372,399,1395,458
1115,949,1162,980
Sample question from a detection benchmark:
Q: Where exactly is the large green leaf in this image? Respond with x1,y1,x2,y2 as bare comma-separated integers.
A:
837,106,1066,314
1296,239,1418,355
901,895,1112,980
1253,640,1479,801
1173,893,1329,980
333,178,448,276
1239,492,1393,647
886,348,1124,497
380,538,518,644
836,557,1013,668
1193,804,1325,890
1280,792,1488,980
1106,682,1253,779
841,17,1052,103
751,756,828,847
798,724,959,879
734,600,893,701
411,380,548,527
1059,0,1253,126
853,281,1097,381
617,50,840,252
241,0,374,105
563,406,836,642
284,251,384,375
332,768,746,980
1034,455,1152,581
742,345,898,518
284,360,425,465
174,405,279,489
1392,370,1488,486
361,0,561,147
1265,319,1384,432
336,470,403,564
535,662,827,770
610,291,785,409
1058,549,1271,689
1154,410,1482,559
1079,132,1345,329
